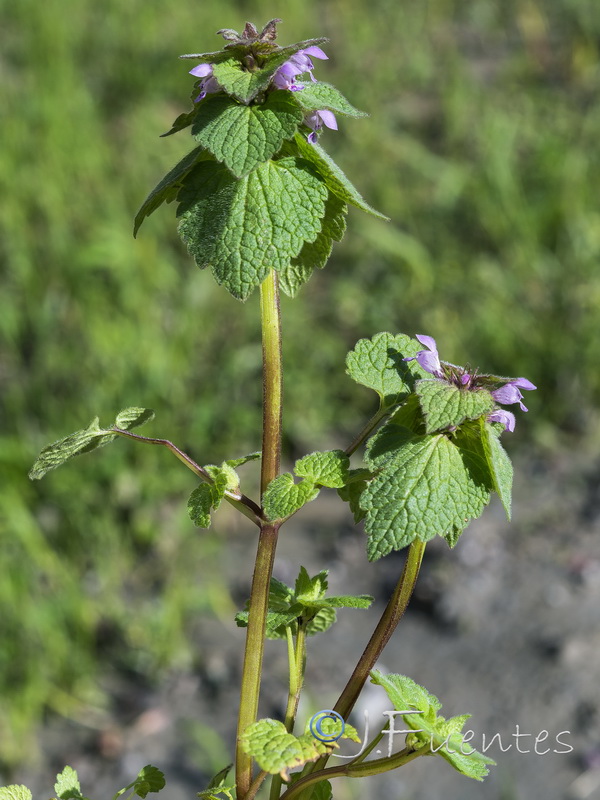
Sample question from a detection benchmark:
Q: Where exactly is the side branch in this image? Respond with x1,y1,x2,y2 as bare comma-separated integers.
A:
111,428,263,526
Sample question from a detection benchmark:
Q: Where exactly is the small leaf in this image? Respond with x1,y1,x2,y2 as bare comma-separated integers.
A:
370,671,441,723
294,566,328,601
306,606,336,635
225,451,261,468
240,719,330,780
309,594,373,609
415,380,495,434
234,607,303,640
160,107,198,138
289,133,388,220
134,766,165,798
133,146,211,236
293,82,367,117
192,92,303,178
346,333,427,405
262,473,320,521
187,484,216,528
177,157,327,300
114,407,155,430
54,767,83,800
0,787,32,800
337,468,373,524
295,450,350,488
29,417,111,480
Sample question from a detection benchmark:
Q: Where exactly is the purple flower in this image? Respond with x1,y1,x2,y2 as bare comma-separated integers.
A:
404,334,444,378
306,109,338,143
487,409,516,433
189,62,220,102
272,46,328,91
404,334,537,433
491,378,537,412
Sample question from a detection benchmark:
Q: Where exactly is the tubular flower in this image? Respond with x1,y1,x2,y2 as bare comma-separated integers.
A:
272,45,328,90
404,334,536,432
189,63,220,102
306,109,338,143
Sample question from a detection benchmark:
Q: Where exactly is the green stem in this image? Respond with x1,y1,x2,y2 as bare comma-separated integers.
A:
111,428,263,526
344,404,390,457
279,746,428,800
236,270,284,799
300,540,426,785
269,623,308,800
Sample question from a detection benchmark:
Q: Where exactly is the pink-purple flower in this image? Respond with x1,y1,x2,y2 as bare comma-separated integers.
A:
404,334,536,432
306,109,338,143
189,63,221,102
272,46,328,90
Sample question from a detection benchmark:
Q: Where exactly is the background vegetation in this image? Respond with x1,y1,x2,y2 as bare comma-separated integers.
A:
1,0,599,775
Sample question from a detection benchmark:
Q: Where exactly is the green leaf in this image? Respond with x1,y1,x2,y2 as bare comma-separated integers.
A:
309,594,373,609
114,407,155,430
304,717,361,744
293,82,367,117
416,380,495,433
263,473,320,521
346,333,428,405
0,788,32,800
208,38,328,103
289,133,388,220
337,468,373,524
196,768,235,800
133,146,210,236
54,767,84,800
481,421,513,519
234,607,304,639
294,566,328,601
295,450,350,488
306,606,337,635
362,427,491,559
177,157,327,300
192,92,303,178
240,719,329,780
279,192,347,297
370,672,495,780
29,417,110,480
113,766,165,800
187,484,215,528
160,107,198,138
225,451,261,468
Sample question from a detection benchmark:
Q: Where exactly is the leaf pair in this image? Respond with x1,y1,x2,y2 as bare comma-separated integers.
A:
263,449,350,521
235,566,373,639
370,671,496,781
187,452,260,528
28,407,155,480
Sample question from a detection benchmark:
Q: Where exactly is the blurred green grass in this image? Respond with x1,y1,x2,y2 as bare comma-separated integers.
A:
1,0,599,770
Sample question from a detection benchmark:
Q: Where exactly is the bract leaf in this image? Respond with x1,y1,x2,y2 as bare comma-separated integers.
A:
191,92,303,178
293,82,367,117
415,380,495,433
346,333,428,406
177,157,327,300
362,427,490,559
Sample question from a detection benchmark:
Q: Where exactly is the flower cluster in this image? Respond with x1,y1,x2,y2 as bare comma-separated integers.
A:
405,335,536,432
188,45,337,143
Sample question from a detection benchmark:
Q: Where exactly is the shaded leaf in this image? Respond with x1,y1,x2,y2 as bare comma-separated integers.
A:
293,82,367,117
415,380,495,434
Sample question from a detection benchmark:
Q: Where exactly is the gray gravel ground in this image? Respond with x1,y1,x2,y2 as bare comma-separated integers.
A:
10,451,600,800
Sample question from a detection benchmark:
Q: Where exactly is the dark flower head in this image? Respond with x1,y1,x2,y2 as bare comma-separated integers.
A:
404,334,536,432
